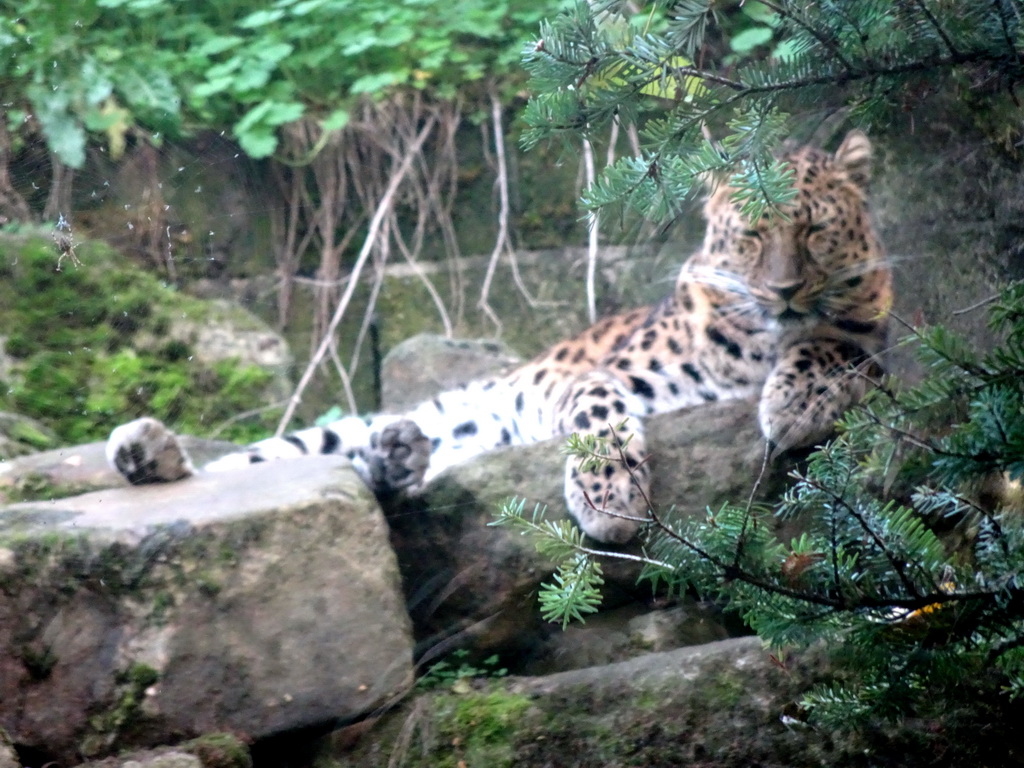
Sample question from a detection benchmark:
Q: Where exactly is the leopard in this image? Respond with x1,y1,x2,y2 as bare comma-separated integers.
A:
107,129,892,544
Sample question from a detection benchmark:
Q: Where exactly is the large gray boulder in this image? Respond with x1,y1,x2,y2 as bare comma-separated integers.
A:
0,458,413,763
385,396,789,662
381,334,522,412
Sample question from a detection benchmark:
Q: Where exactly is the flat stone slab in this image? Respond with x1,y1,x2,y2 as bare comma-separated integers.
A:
0,457,413,763
0,437,236,503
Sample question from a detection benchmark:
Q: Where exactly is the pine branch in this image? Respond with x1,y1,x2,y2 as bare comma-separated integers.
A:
993,0,1022,62
908,0,961,58
757,0,855,72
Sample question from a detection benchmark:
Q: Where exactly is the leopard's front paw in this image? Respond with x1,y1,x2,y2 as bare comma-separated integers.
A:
106,417,195,484
357,419,432,495
758,377,861,455
758,394,831,455
564,456,651,544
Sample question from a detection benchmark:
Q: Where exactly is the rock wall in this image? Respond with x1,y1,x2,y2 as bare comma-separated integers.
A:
871,103,1019,377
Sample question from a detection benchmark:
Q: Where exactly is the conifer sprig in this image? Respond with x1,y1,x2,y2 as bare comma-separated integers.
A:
523,1,1024,221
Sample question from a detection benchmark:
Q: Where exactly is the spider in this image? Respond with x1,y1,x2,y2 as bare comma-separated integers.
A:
52,214,81,271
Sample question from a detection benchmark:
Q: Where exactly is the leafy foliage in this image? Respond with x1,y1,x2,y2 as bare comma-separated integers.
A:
522,0,1024,220
416,649,508,691
0,0,567,164
501,282,1024,726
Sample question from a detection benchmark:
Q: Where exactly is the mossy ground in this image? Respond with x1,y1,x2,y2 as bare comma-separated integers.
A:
185,733,253,768
314,639,1024,768
0,229,279,444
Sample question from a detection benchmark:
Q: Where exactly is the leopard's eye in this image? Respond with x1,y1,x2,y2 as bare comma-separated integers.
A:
805,219,835,255
734,228,763,259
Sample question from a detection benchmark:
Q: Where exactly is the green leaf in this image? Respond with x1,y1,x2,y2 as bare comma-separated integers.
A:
27,85,86,168
230,66,274,93
234,100,305,158
192,35,244,57
235,129,278,158
315,405,344,426
349,70,408,95
237,9,287,28
255,42,295,64
730,26,774,53
245,100,305,130
191,76,236,99
291,0,328,15
741,2,779,26
321,108,350,132
115,64,180,115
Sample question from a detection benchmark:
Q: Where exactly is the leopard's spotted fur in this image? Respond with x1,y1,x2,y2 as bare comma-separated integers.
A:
108,130,891,543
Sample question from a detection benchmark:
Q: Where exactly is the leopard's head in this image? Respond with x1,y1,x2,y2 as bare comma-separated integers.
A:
691,130,890,333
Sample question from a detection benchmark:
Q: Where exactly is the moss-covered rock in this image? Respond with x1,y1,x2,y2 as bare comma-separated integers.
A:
183,733,253,768
71,733,252,768
0,230,290,446
0,411,57,461
0,457,413,764
322,635,1024,768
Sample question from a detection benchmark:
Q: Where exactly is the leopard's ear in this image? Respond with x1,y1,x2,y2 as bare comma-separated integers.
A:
834,130,872,188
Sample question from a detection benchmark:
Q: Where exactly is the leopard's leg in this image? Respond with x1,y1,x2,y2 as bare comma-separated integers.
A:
107,414,432,495
107,375,526,493
554,372,652,544
758,338,880,453
202,415,434,494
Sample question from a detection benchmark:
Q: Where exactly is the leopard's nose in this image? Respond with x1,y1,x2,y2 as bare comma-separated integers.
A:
767,281,804,301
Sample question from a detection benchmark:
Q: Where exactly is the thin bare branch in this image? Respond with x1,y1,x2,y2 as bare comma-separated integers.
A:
327,337,359,415
478,90,514,333
390,208,454,337
276,114,438,434
582,136,599,324
207,400,290,439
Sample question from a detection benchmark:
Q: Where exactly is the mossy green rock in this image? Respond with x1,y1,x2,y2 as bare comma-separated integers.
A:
324,635,1019,768
75,732,252,768
0,411,58,461
324,637,825,768
0,231,290,446
0,458,412,764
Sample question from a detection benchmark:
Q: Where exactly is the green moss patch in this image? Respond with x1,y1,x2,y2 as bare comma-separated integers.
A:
185,733,253,768
0,231,279,444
